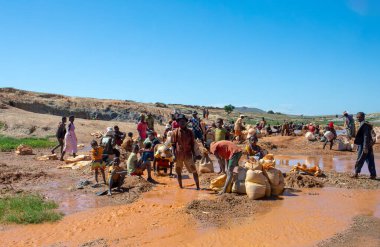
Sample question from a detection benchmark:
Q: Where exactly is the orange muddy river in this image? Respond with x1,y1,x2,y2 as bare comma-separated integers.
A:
1,156,380,247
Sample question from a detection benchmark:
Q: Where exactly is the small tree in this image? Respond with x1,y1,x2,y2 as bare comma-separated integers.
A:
224,104,235,115
267,110,274,114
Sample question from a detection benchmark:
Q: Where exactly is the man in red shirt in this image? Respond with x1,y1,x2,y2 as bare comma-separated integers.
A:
171,114,201,190
210,140,242,194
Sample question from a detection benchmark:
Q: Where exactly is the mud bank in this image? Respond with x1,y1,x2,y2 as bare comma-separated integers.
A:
317,215,380,247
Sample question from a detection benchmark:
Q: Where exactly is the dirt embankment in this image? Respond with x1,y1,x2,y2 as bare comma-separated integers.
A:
284,172,380,190
0,87,227,123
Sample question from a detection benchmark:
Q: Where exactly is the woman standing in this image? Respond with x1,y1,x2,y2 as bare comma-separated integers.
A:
61,115,78,161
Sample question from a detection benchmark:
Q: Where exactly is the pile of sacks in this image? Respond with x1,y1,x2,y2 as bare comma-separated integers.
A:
289,163,323,177
15,144,33,155
210,154,285,200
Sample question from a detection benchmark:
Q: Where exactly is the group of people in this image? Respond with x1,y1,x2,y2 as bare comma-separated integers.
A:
51,115,77,161
52,109,377,196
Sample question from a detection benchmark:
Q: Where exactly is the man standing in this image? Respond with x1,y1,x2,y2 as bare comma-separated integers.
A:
51,116,66,155
234,115,245,143
210,141,242,194
189,111,205,146
343,111,356,140
281,120,290,136
171,114,200,190
352,112,376,179
146,112,155,131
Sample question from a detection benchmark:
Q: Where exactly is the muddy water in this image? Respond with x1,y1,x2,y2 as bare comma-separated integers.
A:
1,173,380,247
275,154,380,175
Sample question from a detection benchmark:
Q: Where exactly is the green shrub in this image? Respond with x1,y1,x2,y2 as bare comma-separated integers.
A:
0,135,56,152
0,194,63,224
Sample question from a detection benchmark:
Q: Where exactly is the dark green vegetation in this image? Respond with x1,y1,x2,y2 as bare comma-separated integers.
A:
0,135,56,152
0,194,63,224
224,104,235,115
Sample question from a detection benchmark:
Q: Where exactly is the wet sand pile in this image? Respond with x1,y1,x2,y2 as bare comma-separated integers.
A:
317,215,380,247
284,173,325,188
260,141,278,150
185,193,270,226
322,171,380,189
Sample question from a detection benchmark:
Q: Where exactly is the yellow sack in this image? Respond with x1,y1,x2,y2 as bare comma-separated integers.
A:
210,174,232,193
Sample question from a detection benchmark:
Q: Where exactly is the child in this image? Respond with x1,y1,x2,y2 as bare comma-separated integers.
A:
107,157,127,196
245,136,264,160
127,145,154,182
153,144,174,177
121,132,134,160
90,140,106,185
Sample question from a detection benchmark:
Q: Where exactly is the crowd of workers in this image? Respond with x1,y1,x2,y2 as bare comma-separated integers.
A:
51,109,377,195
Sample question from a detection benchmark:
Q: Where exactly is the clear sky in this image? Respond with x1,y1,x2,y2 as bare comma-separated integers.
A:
0,0,379,115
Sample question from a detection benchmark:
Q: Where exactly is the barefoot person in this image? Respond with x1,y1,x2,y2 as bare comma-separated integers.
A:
210,140,242,194
61,115,77,161
108,157,127,196
90,140,106,185
171,114,200,190
51,116,67,155
352,112,377,179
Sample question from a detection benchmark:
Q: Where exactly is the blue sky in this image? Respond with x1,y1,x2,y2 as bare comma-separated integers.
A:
0,0,379,115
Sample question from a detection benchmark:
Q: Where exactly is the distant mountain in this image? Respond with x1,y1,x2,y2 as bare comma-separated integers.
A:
235,106,266,114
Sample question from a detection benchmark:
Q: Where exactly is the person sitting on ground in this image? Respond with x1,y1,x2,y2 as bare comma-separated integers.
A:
245,136,264,160
90,140,106,185
127,144,154,182
107,157,127,196
153,144,174,177
140,142,155,166
210,140,242,194
51,116,67,155
113,125,126,147
323,122,337,150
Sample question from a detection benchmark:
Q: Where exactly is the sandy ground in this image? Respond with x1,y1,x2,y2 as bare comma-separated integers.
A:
1,107,380,246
